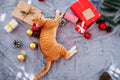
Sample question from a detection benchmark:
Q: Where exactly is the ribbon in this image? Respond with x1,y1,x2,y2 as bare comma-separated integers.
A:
6,24,14,30
6,19,18,31
20,6,35,20
77,21,85,33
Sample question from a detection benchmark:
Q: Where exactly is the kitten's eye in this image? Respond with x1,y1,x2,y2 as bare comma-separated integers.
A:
32,20,35,21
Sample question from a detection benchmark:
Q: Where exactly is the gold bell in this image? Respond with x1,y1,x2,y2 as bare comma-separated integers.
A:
17,54,25,62
29,42,37,50
26,29,33,36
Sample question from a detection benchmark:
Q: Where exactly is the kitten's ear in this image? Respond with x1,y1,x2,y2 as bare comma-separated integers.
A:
38,14,42,19
56,10,60,14
41,15,45,20
32,15,38,21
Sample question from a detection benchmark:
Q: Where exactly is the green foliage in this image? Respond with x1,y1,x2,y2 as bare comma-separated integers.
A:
99,0,120,26
102,15,117,26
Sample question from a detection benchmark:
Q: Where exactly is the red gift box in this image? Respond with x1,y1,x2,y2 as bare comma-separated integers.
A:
75,21,88,34
70,0,101,27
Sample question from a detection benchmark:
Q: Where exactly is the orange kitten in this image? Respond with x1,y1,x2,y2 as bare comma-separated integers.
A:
33,10,77,80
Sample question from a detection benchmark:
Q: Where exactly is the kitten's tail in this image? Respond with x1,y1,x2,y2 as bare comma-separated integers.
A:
33,58,52,80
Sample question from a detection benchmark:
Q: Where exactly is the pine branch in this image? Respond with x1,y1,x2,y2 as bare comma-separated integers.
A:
117,20,120,24
105,0,120,3
104,0,120,7
102,2,120,10
100,7,117,12
100,0,120,26
102,15,117,26
101,0,120,12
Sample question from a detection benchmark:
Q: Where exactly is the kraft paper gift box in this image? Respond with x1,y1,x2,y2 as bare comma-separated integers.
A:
11,0,42,26
70,0,101,33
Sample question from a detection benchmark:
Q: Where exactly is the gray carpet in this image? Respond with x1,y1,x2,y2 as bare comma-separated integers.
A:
0,0,120,80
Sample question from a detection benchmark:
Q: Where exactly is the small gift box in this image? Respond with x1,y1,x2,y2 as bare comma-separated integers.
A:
64,11,79,24
4,19,19,33
11,0,42,26
70,0,101,28
75,21,88,34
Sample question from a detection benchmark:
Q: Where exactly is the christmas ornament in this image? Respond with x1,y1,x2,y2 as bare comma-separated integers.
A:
84,32,91,39
99,23,107,30
17,54,25,62
12,40,22,48
32,23,40,31
59,18,67,26
26,29,33,36
4,19,19,33
106,26,112,33
29,42,38,50
99,72,112,80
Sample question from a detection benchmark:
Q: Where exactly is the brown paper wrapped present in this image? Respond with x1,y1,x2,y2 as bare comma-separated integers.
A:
11,0,42,26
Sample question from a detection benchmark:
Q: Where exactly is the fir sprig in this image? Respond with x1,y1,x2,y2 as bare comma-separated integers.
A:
98,0,120,26
102,15,117,26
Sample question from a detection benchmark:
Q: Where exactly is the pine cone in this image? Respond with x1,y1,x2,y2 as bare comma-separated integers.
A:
100,72,112,80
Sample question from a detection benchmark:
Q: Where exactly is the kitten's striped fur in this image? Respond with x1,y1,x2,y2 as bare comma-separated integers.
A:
33,10,77,80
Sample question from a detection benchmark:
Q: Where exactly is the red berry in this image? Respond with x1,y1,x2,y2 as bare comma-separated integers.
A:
99,23,107,30
32,25,39,31
84,32,91,39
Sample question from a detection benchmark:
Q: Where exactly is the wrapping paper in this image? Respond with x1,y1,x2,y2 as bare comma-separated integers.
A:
64,12,79,24
75,21,88,34
70,0,101,34
4,19,18,32
11,0,42,26
70,0,101,26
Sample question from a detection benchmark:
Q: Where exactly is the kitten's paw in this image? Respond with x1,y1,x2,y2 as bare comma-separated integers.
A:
69,46,77,57
69,46,77,53
33,77,38,80
56,10,60,14
65,46,77,59
71,50,78,54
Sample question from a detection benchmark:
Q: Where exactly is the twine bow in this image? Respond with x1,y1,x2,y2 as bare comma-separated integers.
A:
20,6,35,20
